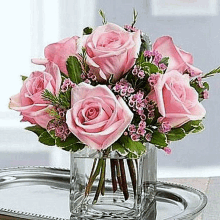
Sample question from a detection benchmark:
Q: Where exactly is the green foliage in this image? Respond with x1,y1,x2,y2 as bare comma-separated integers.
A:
39,131,55,146
112,136,146,158
141,62,159,74
167,128,186,141
66,56,83,84
21,75,28,81
190,79,209,102
56,134,84,152
25,125,46,136
136,52,146,66
42,89,71,109
25,125,84,152
58,91,71,109
131,9,138,28
139,33,152,54
202,66,220,79
159,57,169,67
150,131,168,147
42,90,60,106
191,123,204,133
99,10,107,25
46,109,61,119
79,47,90,73
180,120,203,134
112,142,128,156
83,27,93,35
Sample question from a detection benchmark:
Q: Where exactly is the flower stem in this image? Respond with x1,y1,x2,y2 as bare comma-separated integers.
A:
119,159,129,200
101,159,106,196
115,159,123,191
110,159,117,192
85,158,102,196
93,158,106,204
127,159,137,197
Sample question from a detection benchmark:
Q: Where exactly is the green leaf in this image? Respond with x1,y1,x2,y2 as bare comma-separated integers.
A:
142,62,159,74
48,130,56,139
203,82,209,90
181,120,202,134
60,142,85,152
66,56,82,84
192,123,205,133
112,142,128,156
25,125,46,137
159,57,169,67
55,134,84,152
83,27,93,35
56,134,79,147
150,131,168,147
21,75,28,81
39,131,55,146
119,136,146,158
167,128,186,141
99,9,107,25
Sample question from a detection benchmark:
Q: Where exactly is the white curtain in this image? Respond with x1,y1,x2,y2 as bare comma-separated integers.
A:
0,0,97,168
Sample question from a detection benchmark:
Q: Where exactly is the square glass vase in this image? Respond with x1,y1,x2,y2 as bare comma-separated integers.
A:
70,143,157,219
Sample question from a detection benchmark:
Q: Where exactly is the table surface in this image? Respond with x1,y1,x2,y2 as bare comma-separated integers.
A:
0,177,217,220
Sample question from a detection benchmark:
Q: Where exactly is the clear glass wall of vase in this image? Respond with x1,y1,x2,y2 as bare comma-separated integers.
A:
70,143,157,220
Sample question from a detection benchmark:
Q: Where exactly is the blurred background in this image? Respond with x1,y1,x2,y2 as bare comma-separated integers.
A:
1,0,220,178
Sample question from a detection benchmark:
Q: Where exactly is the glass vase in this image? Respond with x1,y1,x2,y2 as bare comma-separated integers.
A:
70,143,157,219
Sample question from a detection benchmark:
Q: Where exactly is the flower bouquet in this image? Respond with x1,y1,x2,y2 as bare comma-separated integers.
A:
9,10,219,219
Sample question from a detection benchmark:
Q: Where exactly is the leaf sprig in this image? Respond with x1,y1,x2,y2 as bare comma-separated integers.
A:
99,10,107,25
41,89,71,109
202,66,220,79
131,9,138,28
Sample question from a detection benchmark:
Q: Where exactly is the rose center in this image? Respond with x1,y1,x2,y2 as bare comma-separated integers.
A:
97,32,121,48
172,83,186,102
32,77,44,94
85,107,99,120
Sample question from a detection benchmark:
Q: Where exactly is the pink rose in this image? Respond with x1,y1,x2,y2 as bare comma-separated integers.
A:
44,36,79,75
9,62,61,128
66,83,133,150
148,70,206,127
153,36,202,76
83,23,141,82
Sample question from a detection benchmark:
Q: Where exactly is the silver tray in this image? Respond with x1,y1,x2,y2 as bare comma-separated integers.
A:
0,167,207,220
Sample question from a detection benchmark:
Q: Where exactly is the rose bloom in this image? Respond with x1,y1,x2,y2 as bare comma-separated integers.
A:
9,62,61,128
153,36,202,76
66,82,133,150
148,70,206,127
44,36,79,75
83,23,141,82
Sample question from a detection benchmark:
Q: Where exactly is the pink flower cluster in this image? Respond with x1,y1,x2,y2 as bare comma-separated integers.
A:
132,65,145,79
61,78,76,92
158,121,172,134
128,123,152,142
113,79,135,97
81,70,97,84
128,91,156,121
144,50,167,70
47,120,70,141
148,73,160,87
